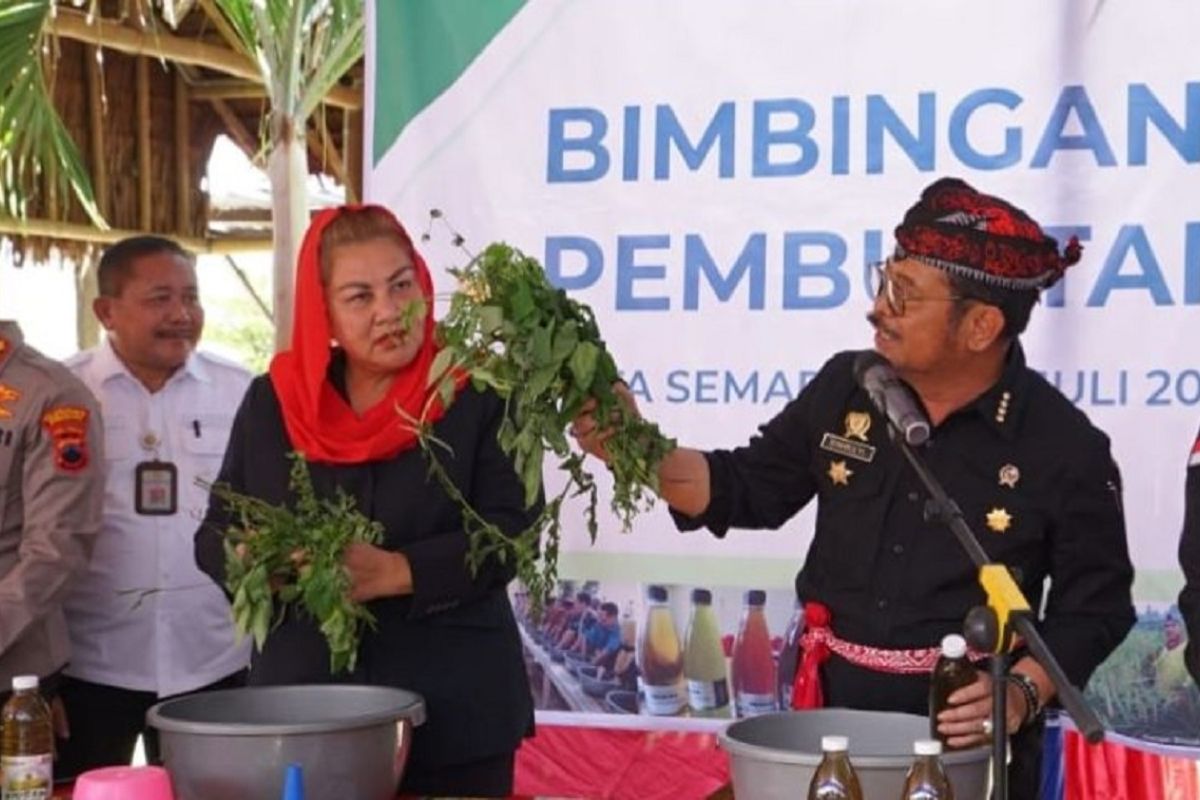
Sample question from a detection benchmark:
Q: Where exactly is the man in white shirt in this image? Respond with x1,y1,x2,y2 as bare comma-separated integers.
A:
59,236,252,776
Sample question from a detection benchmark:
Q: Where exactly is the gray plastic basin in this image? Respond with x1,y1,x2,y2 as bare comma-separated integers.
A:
147,684,425,800
719,709,989,799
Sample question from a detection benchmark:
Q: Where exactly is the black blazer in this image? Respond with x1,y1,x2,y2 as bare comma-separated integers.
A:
195,371,537,770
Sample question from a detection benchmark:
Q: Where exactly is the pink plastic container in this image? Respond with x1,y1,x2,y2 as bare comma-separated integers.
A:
72,766,174,800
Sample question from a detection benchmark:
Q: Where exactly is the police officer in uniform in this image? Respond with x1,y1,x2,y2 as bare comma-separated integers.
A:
0,320,104,713
574,178,1135,798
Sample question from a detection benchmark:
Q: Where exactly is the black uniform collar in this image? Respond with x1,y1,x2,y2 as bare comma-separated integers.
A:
964,341,1030,441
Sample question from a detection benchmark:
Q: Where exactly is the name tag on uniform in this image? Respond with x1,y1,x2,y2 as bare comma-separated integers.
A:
819,433,876,463
135,461,178,515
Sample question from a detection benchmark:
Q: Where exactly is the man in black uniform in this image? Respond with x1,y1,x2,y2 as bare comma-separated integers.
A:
574,178,1135,797
1177,426,1200,685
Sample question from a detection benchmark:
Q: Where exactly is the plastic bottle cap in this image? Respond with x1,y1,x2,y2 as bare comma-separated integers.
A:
941,634,967,659
914,739,943,756
745,589,766,607
821,735,849,752
11,675,38,692
647,585,668,603
692,588,712,605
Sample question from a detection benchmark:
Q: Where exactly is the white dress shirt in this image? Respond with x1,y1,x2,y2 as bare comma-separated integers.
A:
64,339,252,696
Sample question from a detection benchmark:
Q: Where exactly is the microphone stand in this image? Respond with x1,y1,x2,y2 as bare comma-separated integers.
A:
882,422,1105,800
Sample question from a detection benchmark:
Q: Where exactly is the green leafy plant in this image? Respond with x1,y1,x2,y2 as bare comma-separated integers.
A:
212,453,383,673
412,220,675,610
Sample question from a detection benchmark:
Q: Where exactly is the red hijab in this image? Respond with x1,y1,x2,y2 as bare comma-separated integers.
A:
268,204,457,464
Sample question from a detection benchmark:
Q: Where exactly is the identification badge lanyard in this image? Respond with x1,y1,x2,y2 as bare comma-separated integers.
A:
135,430,178,516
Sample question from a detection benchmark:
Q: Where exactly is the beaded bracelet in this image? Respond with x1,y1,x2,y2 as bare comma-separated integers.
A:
1006,672,1042,728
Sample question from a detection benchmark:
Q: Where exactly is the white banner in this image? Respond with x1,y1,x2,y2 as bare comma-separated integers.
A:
368,0,1200,742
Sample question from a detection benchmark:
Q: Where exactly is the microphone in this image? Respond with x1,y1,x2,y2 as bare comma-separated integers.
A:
852,351,931,446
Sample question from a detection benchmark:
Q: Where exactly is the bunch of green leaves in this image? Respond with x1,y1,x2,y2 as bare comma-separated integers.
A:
213,453,384,673
417,240,675,609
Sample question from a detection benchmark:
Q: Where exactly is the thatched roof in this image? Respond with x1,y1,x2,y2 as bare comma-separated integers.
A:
4,0,363,266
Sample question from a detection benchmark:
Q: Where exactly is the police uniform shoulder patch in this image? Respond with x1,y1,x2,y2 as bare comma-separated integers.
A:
1190,430,1200,468
41,405,90,472
0,383,20,419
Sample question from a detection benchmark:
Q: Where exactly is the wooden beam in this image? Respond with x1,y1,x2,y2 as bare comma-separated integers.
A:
80,45,106,350
197,0,245,55
175,69,192,235
85,46,109,218
208,98,261,164
345,107,364,204
306,113,347,187
190,79,268,102
208,207,328,224
136,56,152,231
0,217,273,255
49,9,362,110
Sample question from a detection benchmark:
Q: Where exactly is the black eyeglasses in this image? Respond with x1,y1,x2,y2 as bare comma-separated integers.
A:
869,258,967,316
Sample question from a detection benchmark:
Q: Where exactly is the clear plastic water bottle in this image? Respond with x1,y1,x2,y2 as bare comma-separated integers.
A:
1,675,53,800
806,735,862,800
900,739,955,799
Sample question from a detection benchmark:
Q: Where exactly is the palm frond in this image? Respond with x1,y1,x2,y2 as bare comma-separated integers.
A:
298,2,363,120
208,0,257,55
0,0,103,225
0,2,46,88
207,0,363,131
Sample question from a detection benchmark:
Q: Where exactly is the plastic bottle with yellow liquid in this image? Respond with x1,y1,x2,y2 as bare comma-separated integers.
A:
928,634,977,749
806,735,862,800
900,739,955,799
636,585,686,715
1,675,53,800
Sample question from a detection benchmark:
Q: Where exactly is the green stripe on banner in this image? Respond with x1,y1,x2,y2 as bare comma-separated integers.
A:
373,0,525,165
557,552,800,589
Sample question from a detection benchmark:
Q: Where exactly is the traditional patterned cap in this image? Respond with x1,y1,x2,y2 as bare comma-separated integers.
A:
894,177,1082,291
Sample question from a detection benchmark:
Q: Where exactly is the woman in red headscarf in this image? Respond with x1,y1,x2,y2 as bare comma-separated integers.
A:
195,205,537,797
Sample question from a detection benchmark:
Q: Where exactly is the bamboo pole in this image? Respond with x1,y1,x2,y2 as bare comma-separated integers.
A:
80,44,108,350
0,217,273,254
224,255,274,323
175,69,192,235
49,9,362,110
85,47,109,219
136,56,152,231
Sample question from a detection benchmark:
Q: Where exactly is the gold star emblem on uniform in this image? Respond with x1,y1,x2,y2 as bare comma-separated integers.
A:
0,383,19,420
999,464,1020,488
995,391,1012,424
140,432,160,451
986,507,1013,533
843,412,872,442
828,460,853,485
